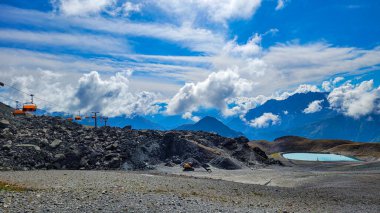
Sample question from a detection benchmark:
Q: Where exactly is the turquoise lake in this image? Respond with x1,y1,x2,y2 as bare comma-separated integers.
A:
282,153,360,162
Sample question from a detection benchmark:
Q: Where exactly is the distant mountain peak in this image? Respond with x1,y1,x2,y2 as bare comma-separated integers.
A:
175,116,244,138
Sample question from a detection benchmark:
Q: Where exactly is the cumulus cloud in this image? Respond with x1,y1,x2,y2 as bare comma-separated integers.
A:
303,100,324,114
2,69,160,117
328,80,380,119
73,70,160,116
226,95,270,115
277,84,321,100
322,81,332,92
182,112,200,122
166,69,253,116
322,76,345,92
249,113,280,128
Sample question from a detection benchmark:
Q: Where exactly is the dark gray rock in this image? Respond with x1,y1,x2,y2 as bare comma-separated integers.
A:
15,144,41,151
49,139,62,148
0,119,10,129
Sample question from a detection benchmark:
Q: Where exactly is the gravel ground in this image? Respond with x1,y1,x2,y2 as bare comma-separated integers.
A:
0,165,379,213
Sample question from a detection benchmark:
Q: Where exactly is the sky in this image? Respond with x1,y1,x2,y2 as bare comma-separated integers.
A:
0,0,379,121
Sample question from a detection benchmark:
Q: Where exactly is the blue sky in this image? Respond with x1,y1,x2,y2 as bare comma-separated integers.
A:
0,0,379,121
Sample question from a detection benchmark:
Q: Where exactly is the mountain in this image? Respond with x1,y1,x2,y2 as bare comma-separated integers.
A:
146,114,192,130
107,115,165,130
227,92,380,142
175,116,244,138
287,114,380,142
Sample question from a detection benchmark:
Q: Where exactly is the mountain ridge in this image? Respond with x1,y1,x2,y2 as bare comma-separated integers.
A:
175,116,244,138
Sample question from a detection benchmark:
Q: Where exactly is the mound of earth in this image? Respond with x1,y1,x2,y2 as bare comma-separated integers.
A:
0,102,278,171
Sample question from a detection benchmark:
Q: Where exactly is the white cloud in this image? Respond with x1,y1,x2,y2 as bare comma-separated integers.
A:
322,81,332,92
182,112,200,122
120,2,141,16
1,5,225,54
249,113,280,128
277,84,321,100
53,0,116,16
166,69,253,116
223,34,262,58
71,70,161,116
275,0,288,11
153,0,262,24
283,110,288,115
303,100,324,114
0,29,128,53
333,76,345,84
1,69,161,117
3,5,380,120
328,80,380,119
0,47,208,95
226,95,270,115
321,76,345,92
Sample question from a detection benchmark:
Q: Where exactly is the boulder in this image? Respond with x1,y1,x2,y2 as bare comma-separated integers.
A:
15,144,41,151
106,142,118,150
49,139,62,148
0,119,10,129
2,144,12,150
54,153,65,161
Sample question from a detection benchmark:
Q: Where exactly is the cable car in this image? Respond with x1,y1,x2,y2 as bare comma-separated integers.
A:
75,111,82,120
22,94,37,112
67,117,73,121
12,101,26,116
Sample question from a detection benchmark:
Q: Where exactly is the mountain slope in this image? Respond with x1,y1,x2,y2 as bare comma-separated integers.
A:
287,114,380,142
175,116,244,138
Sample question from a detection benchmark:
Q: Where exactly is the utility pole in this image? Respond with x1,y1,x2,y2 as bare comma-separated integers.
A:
92,112,99,128
100,116,108,126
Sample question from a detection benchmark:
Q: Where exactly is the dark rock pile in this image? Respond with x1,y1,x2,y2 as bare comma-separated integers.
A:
0,105,280,171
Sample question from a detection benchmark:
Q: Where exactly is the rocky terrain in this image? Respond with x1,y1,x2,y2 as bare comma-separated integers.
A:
0,102,278,171
0,169,379,212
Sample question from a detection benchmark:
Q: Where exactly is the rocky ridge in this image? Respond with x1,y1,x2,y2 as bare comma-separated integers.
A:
0,103,279,171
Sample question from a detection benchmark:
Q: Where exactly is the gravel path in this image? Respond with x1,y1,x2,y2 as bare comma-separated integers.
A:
0,168,379,212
